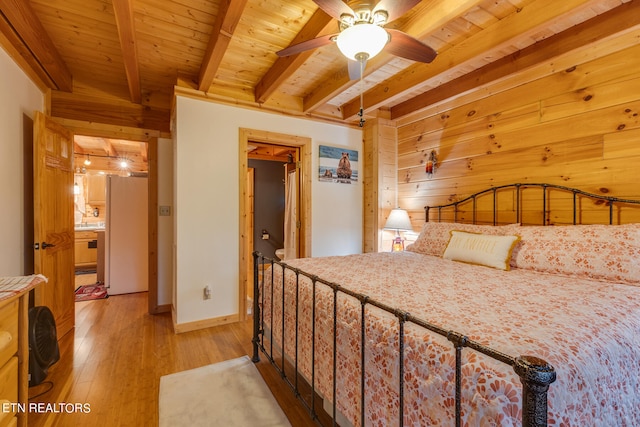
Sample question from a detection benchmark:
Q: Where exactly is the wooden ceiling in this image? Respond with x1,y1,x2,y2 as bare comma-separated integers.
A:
73,135,148,174
248,142,297,162
1,0,638,142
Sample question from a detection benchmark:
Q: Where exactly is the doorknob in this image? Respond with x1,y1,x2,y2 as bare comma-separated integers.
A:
41,242,56,249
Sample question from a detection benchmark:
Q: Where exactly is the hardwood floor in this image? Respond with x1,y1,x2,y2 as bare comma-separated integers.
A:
28,292,317,427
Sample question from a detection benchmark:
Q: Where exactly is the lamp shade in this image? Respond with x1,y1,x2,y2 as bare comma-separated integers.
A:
336,24,389,61
383,208,412,231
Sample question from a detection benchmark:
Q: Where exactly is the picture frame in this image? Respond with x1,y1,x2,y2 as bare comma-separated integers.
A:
318,145,359,184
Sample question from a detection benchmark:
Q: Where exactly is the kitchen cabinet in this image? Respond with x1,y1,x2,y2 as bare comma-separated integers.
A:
75,230,98,267
87,174,106,205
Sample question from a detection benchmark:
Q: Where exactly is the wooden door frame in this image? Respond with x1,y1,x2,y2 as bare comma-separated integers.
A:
246,167,255,305
146,137,162,314
238,128,311,321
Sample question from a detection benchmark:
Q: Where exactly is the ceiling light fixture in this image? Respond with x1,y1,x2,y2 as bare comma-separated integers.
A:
336,23,388,128
276,3,436,128
74,152,137,172
335,24,389,61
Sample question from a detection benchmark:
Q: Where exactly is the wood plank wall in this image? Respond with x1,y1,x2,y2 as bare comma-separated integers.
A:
396,42,640,228
362,118,398,252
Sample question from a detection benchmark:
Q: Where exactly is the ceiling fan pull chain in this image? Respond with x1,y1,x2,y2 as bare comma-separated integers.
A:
358,58,365,127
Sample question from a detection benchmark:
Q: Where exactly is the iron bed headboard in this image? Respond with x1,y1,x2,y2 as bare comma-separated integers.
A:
425,182,640,225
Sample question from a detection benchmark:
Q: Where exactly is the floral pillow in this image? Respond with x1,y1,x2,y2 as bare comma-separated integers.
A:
406,222,521,257
510,223,640,284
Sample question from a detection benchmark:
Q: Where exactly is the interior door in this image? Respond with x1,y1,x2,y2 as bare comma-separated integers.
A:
33,111,75,339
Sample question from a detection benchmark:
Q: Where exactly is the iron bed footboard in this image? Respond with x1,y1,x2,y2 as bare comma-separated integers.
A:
251,252,556,427
252,183,640,426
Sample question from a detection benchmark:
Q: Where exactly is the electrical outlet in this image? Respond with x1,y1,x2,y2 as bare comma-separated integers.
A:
203,285,212,300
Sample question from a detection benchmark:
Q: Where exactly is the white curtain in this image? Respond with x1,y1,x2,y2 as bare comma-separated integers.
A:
284,169,297,260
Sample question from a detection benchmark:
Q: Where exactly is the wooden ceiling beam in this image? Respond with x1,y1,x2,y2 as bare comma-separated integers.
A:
255,8,334,104
0,0,72,91
50,90,171,133
391,0,640,120
52,118,167,141
198,0,249,92
340,0,602,119
302,0,481,113
112,0,141,104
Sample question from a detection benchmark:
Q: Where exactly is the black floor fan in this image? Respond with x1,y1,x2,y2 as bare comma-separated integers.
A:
28,306,60,387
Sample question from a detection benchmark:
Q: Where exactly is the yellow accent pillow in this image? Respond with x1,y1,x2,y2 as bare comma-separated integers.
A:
442,231,520,270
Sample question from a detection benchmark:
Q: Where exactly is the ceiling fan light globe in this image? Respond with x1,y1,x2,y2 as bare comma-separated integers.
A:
336,24,388,61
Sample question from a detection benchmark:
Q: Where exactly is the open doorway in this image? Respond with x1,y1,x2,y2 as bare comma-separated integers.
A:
72,135,156,307
238,128,312,320
248,144,299,259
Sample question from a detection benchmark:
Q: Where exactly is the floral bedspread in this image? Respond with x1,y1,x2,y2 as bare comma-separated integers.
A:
259,252,640,427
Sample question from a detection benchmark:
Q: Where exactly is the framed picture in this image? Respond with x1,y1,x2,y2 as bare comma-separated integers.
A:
318,145,359,184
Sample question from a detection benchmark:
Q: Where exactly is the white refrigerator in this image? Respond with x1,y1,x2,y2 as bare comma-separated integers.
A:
105,175,148,295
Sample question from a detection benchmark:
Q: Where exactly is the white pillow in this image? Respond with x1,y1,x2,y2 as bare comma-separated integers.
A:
443,231,520,270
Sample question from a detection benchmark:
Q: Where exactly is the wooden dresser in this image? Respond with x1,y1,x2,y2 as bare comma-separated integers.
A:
0,275,46,427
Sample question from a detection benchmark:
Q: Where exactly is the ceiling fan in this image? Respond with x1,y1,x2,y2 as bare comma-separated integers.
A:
276,0,437,80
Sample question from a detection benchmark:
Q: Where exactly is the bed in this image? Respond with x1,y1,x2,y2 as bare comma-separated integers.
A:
252,183,640,427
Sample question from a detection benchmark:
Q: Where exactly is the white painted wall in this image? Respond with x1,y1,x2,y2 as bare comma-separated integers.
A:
0,47,43,276
174,97,362,326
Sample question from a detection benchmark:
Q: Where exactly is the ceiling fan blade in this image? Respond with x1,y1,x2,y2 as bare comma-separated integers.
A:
347,58,367,80
373,0,421,23
313,0,355,21
276,33,338,57
385,29,437,63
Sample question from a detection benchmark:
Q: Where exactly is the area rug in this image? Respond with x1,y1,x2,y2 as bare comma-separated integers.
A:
159,356,291,427
74,283,108,302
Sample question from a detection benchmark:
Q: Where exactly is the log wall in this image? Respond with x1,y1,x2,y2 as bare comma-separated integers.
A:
363,118,398,252
396,42,640,227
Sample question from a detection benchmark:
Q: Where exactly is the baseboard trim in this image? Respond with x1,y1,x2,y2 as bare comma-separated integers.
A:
172,312,240,334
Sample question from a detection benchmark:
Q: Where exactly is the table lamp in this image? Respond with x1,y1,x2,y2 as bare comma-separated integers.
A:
383,208,413,251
